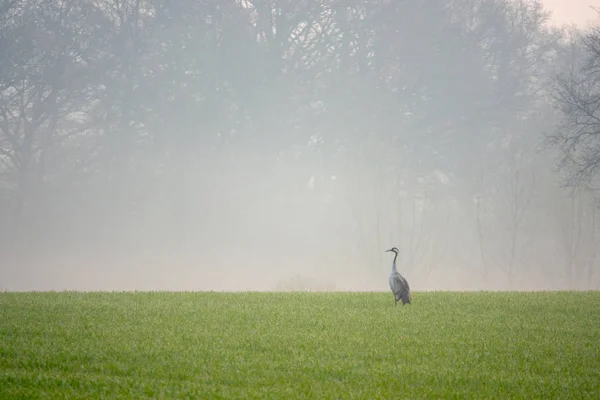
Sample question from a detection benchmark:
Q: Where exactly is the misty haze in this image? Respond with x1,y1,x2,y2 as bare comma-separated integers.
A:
1,0,600,293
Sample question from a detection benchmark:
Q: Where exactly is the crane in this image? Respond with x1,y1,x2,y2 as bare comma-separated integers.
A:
385,247,412,306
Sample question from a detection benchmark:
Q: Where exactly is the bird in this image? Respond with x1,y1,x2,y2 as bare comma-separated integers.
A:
385,247,412,306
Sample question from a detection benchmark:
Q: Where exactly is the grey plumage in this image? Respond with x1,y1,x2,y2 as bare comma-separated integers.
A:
385,247,412,306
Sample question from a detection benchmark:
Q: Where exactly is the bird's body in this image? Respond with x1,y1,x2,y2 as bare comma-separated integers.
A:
385,247,412,306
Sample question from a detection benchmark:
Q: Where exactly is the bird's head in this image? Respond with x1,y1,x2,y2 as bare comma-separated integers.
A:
385,247,399,255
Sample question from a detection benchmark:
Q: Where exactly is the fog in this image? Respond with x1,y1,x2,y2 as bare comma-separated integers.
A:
1,0,599,292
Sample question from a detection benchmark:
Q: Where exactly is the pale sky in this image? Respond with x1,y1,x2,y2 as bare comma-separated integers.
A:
543,0,600,27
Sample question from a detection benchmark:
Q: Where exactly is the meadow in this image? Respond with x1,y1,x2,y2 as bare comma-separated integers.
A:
0,291,599,399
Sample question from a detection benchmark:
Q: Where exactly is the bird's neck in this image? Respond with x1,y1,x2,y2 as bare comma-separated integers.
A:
391,252,398,273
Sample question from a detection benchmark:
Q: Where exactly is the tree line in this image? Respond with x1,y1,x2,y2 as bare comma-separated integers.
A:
1,0,599,290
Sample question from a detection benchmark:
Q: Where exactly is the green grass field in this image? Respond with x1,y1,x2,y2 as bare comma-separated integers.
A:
1,291,599,399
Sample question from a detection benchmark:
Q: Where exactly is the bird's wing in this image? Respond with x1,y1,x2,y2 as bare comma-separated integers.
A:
391,273,407,292
399,275,410,291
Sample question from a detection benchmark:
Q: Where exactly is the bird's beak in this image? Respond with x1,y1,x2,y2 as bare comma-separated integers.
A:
385,249,392,252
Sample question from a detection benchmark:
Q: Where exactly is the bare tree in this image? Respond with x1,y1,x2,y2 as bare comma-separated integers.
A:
0,1,94,247
475,150,537,289
554,189,600,289
549,21,600,189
